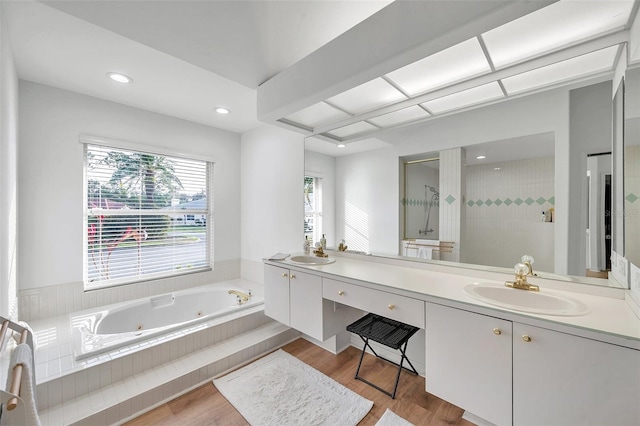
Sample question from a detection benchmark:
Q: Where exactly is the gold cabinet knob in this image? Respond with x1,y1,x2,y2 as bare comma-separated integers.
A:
338,290,344,296
522,335,532,343
388,304,395,310
281,273,288,278
290,274,296,279
493,328,502,335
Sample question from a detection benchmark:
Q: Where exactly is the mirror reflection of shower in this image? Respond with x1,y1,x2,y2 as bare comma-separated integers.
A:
402,156,439,240
419,185,440,235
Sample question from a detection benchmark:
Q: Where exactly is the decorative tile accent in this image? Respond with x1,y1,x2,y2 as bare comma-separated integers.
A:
465,196,554,207
548,196,555,205
445,194,456,204
401,198,440,207
626,193,638,203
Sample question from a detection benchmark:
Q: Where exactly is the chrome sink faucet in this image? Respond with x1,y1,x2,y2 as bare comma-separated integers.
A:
505,262,540,292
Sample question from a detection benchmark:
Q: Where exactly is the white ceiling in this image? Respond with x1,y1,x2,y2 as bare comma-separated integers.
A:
3,0,638,152
276,0,637,143
3,0,391,133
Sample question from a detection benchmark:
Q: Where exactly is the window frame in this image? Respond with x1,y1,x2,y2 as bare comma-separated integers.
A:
82,137,214,290
304,174,323,244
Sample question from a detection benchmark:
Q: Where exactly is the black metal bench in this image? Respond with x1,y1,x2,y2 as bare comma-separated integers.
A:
346,313,419,398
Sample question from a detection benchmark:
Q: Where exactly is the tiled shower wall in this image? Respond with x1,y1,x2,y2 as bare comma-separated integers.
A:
464,157,555,271
18,259,240,321
404,161,440,239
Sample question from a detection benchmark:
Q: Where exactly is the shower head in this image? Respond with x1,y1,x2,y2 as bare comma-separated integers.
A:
425,185,439,195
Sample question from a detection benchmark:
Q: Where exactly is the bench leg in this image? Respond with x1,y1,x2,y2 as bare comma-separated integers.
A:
353,337,418,399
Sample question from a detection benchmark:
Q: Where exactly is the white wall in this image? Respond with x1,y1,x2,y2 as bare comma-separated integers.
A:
304,150,336,247
240,125,304,282
0,5,19,317
335,146,398,255
18,81,242,291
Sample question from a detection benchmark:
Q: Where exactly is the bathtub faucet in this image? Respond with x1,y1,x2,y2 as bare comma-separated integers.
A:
228,289,251,303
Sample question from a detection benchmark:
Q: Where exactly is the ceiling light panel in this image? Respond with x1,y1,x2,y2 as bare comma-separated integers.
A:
502,45,619,95
283,101,350,129
367,105,430,128
482,0,634,69
325,78,407,114
326,121,378,139
422,82,504,114
386,38,492,96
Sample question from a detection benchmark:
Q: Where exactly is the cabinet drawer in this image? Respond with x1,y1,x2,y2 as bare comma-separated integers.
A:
323,278,425,328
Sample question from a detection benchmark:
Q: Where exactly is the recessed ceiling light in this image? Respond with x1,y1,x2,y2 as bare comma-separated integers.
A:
106,72,133,84
215,107,230,115
494,167,501,170
337,143,346,148
476,155,487,160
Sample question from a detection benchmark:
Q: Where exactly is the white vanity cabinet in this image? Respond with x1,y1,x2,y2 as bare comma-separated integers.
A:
513,323,640,426
264,264,360,342
426,302,513,426
264,264,293,326
427,302,640,425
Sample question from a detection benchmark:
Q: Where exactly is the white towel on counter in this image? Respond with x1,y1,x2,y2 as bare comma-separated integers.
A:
1,344,41,426
415,239,439,246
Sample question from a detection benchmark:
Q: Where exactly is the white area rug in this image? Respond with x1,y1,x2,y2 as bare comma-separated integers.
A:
213,349,373,426
375,409,414,426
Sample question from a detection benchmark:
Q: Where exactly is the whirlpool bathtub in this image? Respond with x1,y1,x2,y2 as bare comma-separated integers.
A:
70,280,263,360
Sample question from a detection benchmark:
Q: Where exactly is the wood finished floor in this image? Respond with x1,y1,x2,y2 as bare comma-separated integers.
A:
125,338,475,426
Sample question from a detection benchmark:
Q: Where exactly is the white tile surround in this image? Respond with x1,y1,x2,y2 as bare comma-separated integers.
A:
18,260,240,322
15,269,302,425
30,305,298,425
465,157,555,271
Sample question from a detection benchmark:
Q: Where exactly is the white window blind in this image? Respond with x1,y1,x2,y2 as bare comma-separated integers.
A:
84,144,212,288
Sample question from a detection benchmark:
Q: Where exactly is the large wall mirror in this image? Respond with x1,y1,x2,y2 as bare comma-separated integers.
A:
305,73,634,289
625,66,640,268
297,2,639,290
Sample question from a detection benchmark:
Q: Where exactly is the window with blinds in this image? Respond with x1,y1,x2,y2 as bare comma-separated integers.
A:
304,175,323,244
84,144,212,288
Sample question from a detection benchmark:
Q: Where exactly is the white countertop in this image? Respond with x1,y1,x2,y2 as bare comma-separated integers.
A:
266,254,640,350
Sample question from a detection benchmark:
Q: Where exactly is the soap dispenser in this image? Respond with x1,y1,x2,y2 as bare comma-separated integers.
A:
320,234,326,249
303,236,311,253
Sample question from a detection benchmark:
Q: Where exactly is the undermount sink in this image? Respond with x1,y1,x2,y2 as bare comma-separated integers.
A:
463,283,590,316
286,255,336,266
